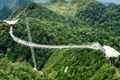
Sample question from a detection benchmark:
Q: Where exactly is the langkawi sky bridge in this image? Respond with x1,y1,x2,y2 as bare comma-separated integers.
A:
2,4,120,71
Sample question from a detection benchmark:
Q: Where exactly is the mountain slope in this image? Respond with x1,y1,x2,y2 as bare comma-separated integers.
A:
2,3,66,69
1,1,120,80
42,49,120,80
45,0,95,17
0,58,47,80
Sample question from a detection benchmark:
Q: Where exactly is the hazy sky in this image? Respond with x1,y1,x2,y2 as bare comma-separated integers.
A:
33,0,49,3
33,0,120,4
97,0,120,4
33,0,69,3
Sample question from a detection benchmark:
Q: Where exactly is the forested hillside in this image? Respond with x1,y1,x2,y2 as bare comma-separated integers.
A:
0,0,120,80
46,0,95,16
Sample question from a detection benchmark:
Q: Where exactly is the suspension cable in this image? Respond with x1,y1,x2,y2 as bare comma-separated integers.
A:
25,17,37,70
15,6,29,19
6,1,120,69
1,0,17,20
4,0,39,70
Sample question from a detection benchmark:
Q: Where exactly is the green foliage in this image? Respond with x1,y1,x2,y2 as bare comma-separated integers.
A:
0,23,13,55
27,4,65,22
76,2,120,27
46,0,95,17
76,2,106,25
0,58,48,80
0,1,120,80
42,49,117,80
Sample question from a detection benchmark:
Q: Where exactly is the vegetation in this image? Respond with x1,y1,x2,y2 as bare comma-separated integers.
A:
0,0,120,80
46,0,95,16
43,49,118,80
0,58,47,80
